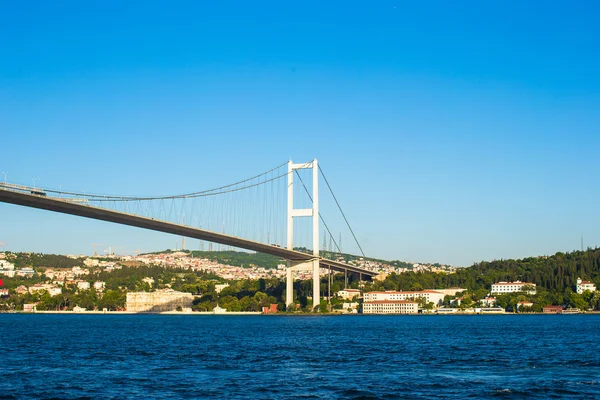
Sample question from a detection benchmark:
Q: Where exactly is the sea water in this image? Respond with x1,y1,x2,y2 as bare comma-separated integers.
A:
1,314,599,399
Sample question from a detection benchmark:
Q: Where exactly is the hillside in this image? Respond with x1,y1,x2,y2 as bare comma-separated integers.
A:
145,248,422,270
369,248,600,311
4,252,83,269
388,248,600,293
189,250,282,269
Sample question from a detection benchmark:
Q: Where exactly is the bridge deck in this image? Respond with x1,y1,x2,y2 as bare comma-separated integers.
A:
0,187,377,277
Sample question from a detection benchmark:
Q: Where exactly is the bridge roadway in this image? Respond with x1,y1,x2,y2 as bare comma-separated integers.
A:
0,187,377,278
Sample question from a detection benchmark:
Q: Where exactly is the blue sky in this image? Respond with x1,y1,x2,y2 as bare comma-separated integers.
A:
1,1,599,266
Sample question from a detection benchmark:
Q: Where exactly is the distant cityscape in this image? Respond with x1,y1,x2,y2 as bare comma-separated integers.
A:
0,249,457,282
1,248,598,315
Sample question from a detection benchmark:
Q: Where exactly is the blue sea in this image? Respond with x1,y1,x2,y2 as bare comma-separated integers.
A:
1,314,599,399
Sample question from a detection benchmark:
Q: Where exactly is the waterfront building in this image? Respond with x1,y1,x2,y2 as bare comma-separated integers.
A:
336,288,361,300
363,290,445,307
576,278,596,294
342,302,360,313
516,301,534,310
479,307,505,314
213,305,227,314
362,300,418,314
480,297,496,307
436,308,458,314
490,281,536,295
452,297,465,306
126,289,193,312
543,305,564,314
262,304,278,314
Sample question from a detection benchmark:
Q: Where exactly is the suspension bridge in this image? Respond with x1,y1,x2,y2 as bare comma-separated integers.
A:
0,160,377,310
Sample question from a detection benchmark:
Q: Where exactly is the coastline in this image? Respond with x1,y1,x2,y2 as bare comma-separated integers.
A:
3,310,600,316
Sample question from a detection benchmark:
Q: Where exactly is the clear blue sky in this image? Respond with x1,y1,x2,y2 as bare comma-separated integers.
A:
1,1,599,266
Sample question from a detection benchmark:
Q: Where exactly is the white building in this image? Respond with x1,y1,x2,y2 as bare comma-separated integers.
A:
83,258,100,267
94,281,105,291
72,266,88,276
516,301,534,310
29,284,62,297
362,300,418,314
0,269,15,277
336,289,362,300
142,277,155,285
576,278,596,294
363,290,446,307
215,284,230,293
16,267,35,277
77,281,91,290
490,281,536,295
480,297,496,307
126,289,193,312
436,308,459,314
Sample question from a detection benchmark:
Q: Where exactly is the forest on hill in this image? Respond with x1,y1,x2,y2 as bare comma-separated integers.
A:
367,248,600,311
375,248,600,293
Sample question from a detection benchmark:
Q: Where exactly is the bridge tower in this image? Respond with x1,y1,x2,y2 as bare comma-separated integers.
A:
286,159,320,310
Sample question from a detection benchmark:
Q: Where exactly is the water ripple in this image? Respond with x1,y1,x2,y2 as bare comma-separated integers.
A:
1,314,600,399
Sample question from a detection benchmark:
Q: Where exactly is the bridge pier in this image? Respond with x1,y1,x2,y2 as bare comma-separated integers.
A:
286,259,320,310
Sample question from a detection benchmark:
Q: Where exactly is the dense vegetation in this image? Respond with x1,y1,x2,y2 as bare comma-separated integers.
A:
362,248,600,311
5,252,83,269
189,250,283,269
2,247,600,312
365,248,600,293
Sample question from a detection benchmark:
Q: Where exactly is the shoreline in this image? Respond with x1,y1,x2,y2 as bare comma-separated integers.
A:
2,310,599,316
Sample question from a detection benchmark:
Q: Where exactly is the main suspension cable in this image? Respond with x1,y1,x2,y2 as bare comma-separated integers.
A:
318,165,366,259
41,161,309,201
293,170,342,255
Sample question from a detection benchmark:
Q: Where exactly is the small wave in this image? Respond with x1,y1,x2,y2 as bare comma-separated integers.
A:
337,388,380,399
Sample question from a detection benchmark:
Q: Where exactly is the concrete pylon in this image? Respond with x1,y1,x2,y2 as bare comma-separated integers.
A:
286,159,320,310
